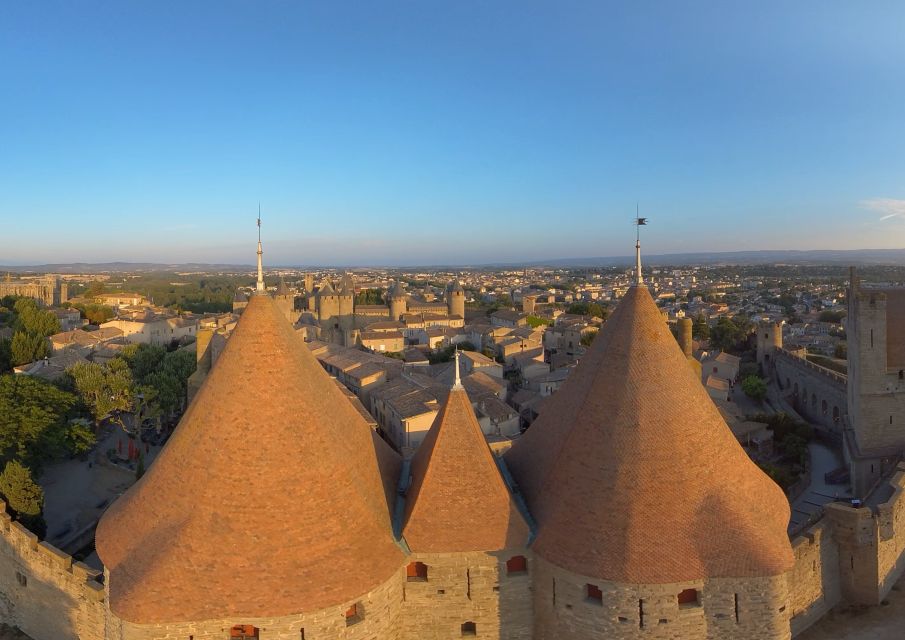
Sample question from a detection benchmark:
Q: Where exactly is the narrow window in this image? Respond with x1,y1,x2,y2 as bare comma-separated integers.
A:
406,561,428,582
734,593,739,623
461,621,477,636
899,370,904,380
891,416,894,425
678,588,700,607
506,555,528,575
870,329,874,348
851,556,854,570
466,568,471,600
15,572,26,587
552,577,556,606
300,630,305,640
639,599,645,629
586,583,603,605
345,602,363,626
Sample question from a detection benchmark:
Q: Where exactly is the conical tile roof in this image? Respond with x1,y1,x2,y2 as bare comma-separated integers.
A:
96,294,404,623
505,285,793,583
317,279,335,296
339,273,354,295
402,387,530,552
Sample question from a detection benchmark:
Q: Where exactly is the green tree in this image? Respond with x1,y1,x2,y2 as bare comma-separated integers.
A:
13,299,60,338
710,317,745,353
10,330,50,365
0,460,46,536
68,360,134,428
526,315,550,328
691,313,710,341
580,329,598,346
0,374,80,465
85,280,106,298
0,339,11,373
741,375,767,402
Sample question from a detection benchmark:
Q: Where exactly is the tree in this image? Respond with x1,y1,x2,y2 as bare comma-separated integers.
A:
819,310,845,323
0,339,11,373
834,343,848,360
10,330,50,365
692,313,710,341
0,460,45,536
0,374,80,465
566,302,607,319
580,330,598,346
741,375,767,402
68,360,133,427
13,298,60,338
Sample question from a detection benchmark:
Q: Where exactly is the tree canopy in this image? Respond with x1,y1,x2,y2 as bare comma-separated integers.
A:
0,460,45,536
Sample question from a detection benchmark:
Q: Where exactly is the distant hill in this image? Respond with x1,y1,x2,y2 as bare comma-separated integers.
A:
2,248,905,272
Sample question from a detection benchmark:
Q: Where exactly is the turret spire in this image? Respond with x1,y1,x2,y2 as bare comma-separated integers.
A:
256,204,265,293
452,347,462,390
634,207,647,286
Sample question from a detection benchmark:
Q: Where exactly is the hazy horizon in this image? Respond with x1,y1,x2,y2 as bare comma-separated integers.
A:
3,2,905,265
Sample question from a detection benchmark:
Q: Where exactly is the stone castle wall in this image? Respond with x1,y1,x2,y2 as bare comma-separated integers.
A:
107,566,406,640
531,557,790,640
399,550,532,640
0,501,105,640
773,348,847,436
788,521,841,637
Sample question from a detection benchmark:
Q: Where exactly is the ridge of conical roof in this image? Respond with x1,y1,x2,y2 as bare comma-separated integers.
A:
450,279,464,293
317,279,335,296
96,295,404,624
275,277,290,296
504,285,793,583
339,273,354,295
402,387,530,552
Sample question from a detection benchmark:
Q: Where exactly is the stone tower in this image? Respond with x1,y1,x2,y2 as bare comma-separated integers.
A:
388,282,408,321
274,277,297,324
447,279,465,319
756,320,784,366
523,294,537,315
95,294,405,637
400,351,532,639
845,267,905,497
505,283,795,640
339,273,356,333
316,280,342,343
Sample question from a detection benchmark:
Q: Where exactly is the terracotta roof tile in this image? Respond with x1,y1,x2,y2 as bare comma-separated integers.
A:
505,285,793,583
402,388,530,552
95,294,404,623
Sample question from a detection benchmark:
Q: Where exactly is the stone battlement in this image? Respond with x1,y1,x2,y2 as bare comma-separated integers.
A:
0,499,105,640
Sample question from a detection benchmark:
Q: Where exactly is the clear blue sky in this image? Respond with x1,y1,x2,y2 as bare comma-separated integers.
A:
2,1,904,266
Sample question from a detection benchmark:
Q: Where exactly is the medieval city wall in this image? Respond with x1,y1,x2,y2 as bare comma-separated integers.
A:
107,566,407,640
773,349,847,435
0,501,106,640
788,521,841,637
399,549,532,640
530,557,790,640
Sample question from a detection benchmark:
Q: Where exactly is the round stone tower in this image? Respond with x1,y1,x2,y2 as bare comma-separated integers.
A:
388,282,408,321
95,294,405,638
756,320,784,365
448,279,465,318
505,284,795,640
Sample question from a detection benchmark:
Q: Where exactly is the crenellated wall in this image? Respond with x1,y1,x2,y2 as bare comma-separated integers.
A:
773,348,848,435
788,521,841,637
0,501,105,640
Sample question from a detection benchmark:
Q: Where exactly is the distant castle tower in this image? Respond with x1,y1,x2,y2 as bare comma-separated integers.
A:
523,294,537,314
447,278,465,319
388,281,408,321
339,273,355,335
315,279,341,343
274,277,298,324
756,320,784,366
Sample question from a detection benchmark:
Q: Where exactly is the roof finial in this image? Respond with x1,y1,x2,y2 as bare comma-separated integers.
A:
452,347,463,390
634,206,647,286
256,204,265,293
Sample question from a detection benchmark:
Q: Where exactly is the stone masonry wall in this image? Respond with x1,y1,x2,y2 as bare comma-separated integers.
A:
531,556,790,640
0,501,106,640
400,549,532,640
788,521,841,637
773,349,847,436
106,566,406,640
